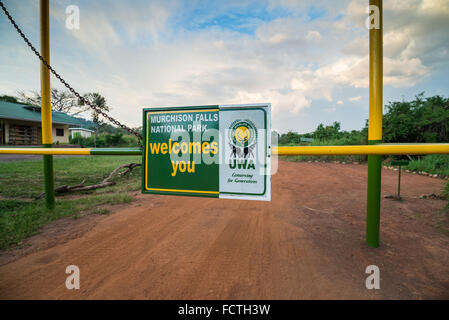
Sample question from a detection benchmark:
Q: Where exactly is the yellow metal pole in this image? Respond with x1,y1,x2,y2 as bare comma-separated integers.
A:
2,144,449,155
366,0,383,247
40,0,55,209
274,144,449,155
40,0,51,144
368,0,383,142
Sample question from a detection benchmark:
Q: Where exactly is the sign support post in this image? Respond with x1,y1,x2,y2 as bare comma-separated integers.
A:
40,0,55,209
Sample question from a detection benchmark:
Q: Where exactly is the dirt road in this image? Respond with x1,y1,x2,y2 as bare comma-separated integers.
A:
1,161,448,299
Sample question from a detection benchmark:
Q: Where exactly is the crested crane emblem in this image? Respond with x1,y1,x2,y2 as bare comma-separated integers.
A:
228,119,257,159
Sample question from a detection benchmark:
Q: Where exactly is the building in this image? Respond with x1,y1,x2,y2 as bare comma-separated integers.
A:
0,101,88,145
69,127,94,138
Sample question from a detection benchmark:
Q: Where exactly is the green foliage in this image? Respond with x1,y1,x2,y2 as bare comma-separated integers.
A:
279,120,368,162
404,155,449,177
0,194,134,249
105,133,124,146
401,154,449,208
279,122,367,146
0,155,141,248
280,94,448,164
0,155,141,198
69,133,139,147
442,182,449,208
0,95,20,103
400,155,449,207
383,93,449,143
280,93,448,147
96,123,128,135
80,92,110,124
314,121,341,141
279,131,302,145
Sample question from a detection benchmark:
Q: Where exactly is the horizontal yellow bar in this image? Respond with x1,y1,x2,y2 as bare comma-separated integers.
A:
274,144,449,156
1,144,449,156
0,148,92,155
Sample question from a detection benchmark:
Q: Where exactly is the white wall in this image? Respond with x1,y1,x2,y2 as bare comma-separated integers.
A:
71,129,93,138
52,125,69,144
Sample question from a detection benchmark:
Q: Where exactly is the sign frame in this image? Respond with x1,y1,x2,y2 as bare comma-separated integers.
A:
142,103,271,201
218,103,271,201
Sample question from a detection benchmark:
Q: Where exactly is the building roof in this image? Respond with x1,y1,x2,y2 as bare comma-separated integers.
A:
0,101,85,126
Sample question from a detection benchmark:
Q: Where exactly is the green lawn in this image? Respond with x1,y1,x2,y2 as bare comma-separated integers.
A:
0,156,141,249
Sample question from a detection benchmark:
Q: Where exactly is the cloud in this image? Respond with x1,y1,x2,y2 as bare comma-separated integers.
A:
324,106,336,113
349,96,361,102
305,30,322,41
0,0,447,133
51,0,173,50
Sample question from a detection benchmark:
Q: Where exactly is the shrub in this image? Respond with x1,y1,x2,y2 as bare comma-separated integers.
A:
404,155,449,177
69,133,136,147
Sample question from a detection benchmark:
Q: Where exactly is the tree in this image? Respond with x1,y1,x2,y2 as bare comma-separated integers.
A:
77,93,111,148
79,93,110,124
16,90,113,125
313,121,341,141
383,93,449,143
51,89,82,114
17,89,80,114
279,131,301,145
17,90,40,106
0,95,20,103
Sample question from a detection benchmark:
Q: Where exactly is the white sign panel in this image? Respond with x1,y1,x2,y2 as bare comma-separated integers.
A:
219,104,271,201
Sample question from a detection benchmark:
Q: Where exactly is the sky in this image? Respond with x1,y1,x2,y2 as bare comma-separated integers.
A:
0,0,448,133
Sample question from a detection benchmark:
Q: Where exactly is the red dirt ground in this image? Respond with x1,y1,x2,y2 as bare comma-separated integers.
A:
1,161,448,299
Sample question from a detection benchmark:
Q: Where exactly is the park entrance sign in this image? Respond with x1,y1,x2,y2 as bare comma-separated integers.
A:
142,104,271,201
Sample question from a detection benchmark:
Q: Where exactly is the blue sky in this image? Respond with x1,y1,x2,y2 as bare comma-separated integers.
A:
1,0,448,133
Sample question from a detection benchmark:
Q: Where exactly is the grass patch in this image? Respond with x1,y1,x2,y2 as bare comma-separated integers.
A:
280,154,366,163
0,194,134,249
402,155,449,177
0,155,141,198
0,156,141,249
279,138,367,163
279,145,449,177
400,155,449,209
92,208,112,215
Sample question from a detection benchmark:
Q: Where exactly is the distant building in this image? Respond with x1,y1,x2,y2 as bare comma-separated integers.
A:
69,127,94,138
0,101,88,145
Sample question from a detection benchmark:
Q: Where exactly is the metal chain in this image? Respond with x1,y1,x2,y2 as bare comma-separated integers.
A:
0,1,143,148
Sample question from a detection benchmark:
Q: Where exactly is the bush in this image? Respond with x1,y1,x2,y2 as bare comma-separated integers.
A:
404,155,449,177
105,133,124,146
69,133,137,147
383,93,449,143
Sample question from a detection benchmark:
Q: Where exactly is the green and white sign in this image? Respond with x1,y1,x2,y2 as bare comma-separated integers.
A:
142,104,271,201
